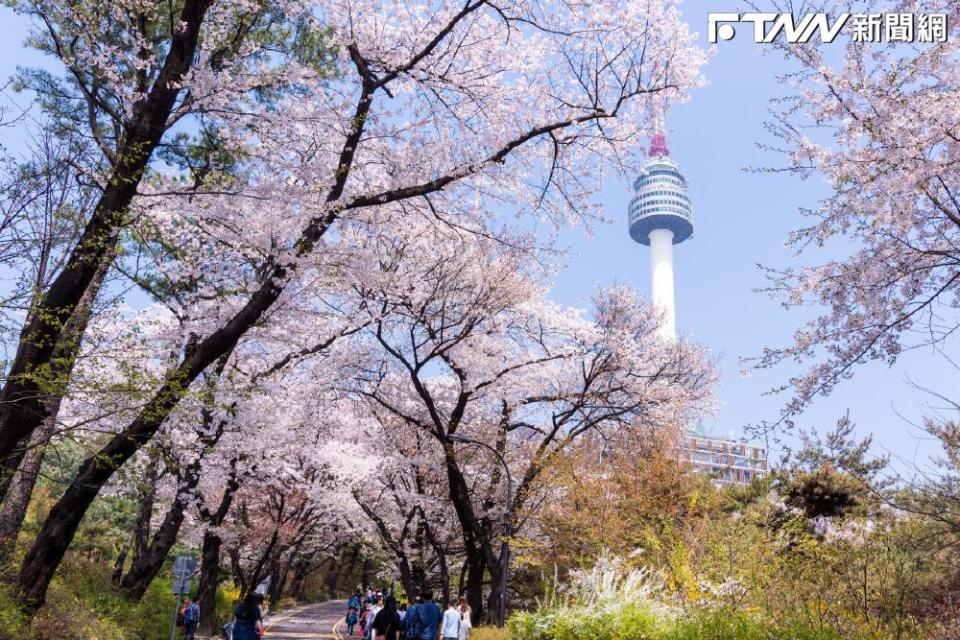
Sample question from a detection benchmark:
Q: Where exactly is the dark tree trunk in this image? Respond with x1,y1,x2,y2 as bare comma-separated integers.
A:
197,530,224,638
323,553,342,599
361,556,371,591
464,555,486,627
117,490,190,600
290,561,310,600
118,439,216,601
197,466,241,637
0,0,214,497
229,547,248,598
128,459,160,574
241,529,279,600
337,544,361,595
442,443,501,625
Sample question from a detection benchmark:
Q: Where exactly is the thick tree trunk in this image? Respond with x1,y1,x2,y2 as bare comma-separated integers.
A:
243,529,279,600
128,459,160,574
197,530,224,638
290,561,310,600
463,555,486,627
0,0,214,496
442,443,501,624
197,469,241,637
361,556,371,591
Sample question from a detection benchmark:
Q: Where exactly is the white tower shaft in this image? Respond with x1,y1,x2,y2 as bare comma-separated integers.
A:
648,228,677,340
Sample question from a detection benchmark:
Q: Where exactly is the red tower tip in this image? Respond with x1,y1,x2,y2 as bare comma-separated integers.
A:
649,132,669,157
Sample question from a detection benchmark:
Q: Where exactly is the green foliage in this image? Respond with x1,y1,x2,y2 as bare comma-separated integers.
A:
510,591,865,640
661,610,846,640
780,463,866,519
0,581,31,638
26,557,176,640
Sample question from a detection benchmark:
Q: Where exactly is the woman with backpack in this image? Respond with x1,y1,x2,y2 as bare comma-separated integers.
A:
347,607,359,636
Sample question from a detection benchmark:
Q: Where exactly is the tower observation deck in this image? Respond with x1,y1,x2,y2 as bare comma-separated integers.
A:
627,123,693,340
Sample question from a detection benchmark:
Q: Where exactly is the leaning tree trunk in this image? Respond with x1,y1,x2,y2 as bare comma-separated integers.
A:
117,492,190,600
0,0,214,500
289,560,310,601
120,458,160,586
229,547,248,598
118,452,207,600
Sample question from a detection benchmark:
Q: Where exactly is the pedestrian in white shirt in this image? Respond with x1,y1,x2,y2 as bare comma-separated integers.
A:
368,598,383,640
441,601,461,640
457,597,472,640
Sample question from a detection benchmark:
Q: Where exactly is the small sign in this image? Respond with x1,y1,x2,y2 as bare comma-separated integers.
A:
173,555,198,578
173,576,192,595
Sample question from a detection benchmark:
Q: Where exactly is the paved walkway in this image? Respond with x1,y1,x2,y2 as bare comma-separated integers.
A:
264,599,347,640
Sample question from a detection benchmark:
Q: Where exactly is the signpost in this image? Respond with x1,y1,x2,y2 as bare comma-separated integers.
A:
169,555,198,640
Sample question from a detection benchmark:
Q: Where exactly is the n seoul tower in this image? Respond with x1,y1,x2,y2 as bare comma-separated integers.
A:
627,111,693,340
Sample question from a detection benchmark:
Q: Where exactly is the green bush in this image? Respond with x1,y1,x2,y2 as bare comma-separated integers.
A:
661,610,846,640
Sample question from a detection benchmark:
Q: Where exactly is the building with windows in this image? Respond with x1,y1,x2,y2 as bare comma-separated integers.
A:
680,433,769,486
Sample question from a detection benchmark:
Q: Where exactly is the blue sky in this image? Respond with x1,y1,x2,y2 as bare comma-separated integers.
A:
548,0,957,468
0,1,951,469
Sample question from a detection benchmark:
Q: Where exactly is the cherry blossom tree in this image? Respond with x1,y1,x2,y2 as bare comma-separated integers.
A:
748,1,960,423
0,0,333,488
348,219,715,621
349,413,463,604
12,0,706,612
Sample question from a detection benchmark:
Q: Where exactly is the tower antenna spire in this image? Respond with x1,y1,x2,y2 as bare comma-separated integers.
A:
649,91,670,157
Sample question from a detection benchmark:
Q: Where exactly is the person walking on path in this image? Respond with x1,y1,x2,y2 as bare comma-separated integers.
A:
232,593,265,640
347,607,359,636
442,601,461,640
182,598,200,640
367,596,384,640
457,597,472,640
349,593,362,612
372,595,404,640
406,591,443,640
